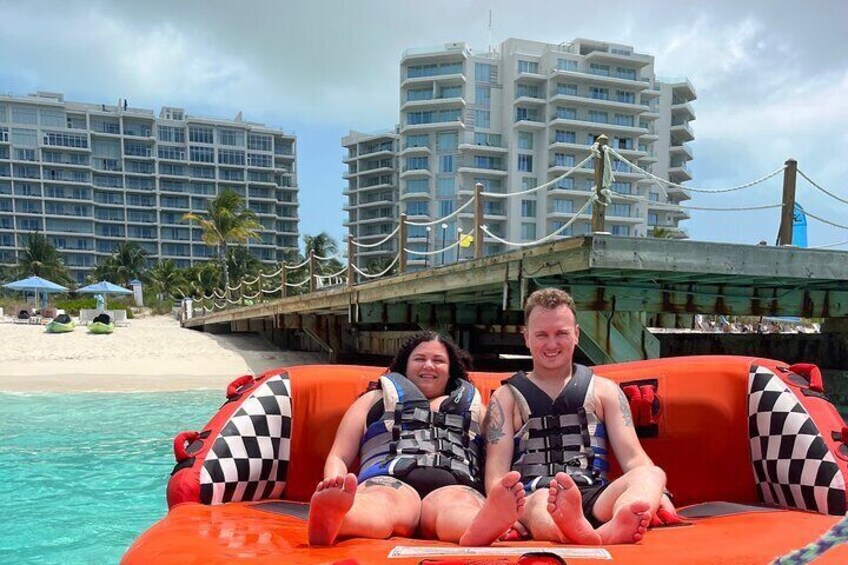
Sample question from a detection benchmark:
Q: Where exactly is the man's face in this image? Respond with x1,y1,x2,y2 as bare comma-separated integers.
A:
524,305,580,376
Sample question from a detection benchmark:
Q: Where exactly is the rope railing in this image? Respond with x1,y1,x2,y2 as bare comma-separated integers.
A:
481,151,597,198
351,225,400,248
404,196,477,227
480,195,597,248
797,169,848,206
605,145,787,193
351,254,400,278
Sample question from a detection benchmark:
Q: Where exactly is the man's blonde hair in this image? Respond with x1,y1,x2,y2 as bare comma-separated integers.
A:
524,288,577,321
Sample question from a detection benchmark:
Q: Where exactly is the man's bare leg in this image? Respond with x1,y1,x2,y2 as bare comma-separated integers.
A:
308,475,421,545
547,473,602,545
593,466,665,544
459,471,526,546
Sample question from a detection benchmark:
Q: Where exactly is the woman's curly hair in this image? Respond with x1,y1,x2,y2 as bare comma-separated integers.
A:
387,331,471,387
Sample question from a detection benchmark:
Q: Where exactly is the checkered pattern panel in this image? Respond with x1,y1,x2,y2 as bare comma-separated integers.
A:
748,365,846,515
200,374,292,505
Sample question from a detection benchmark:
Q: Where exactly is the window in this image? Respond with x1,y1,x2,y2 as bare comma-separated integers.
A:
436,132,458,151
550,199,573,213
515,107,539,122
247,134,272,151
615,137,633,149
406,201,429,215
474,132,501,147
554,177,575,190
614,114,634,127
436,177,455,196
438,200,454,216
518,131,534,150
247,153,271,167
517,154,533,172
589,63,610,76
189,146,214,163
439,154,455,173
521,222,537,240
158,146,186,160
518,60,539,74
588,110,608,124
554,130,576,143
521,177,537,191
521,200,536,218
555,83,578,96
219,129,244,147
610,225,631,236
554,153,575,167
616,90,636,104
11,106,37,125
475,63,496,82
474,110,490,128
473,155,502,170
556,59,578,71
188,126,214,144
612,181,632,194
475,86,491,107
407,88,432,101
649,192,659,202
616,67,637,81
439,85,462,99
406,156,428,170
610,203,631,217
590,87,609,100
405,134,429,148
648,212,659,225
158,125,186,143
555,107,577,120
405,179,429,194
218,149,245,166
43,132,88,148
40,109,65,128
407,61,462,78
516,84,540,99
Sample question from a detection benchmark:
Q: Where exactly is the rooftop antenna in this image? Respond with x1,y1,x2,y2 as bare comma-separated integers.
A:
487,9,493,53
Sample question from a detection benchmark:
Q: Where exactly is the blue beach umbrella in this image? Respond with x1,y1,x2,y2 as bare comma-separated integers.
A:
2,275,69,310
77,280,132,309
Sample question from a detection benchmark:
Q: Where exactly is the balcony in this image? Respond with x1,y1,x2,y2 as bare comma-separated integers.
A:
670,121,695,142
669,143,694,161
551,68,650,90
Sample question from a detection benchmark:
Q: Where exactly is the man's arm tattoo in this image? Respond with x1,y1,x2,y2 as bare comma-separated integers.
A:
485,396,506,444
617,388,634,428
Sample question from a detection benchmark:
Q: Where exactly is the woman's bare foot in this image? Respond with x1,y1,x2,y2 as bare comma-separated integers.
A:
307,473,358,545
459,471,526,546
596,500,651,544
547,472,602,545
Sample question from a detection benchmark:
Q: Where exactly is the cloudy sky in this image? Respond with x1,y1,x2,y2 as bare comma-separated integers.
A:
2,0,847,249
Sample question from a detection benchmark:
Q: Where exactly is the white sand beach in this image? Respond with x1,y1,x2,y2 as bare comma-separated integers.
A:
0,315,327,393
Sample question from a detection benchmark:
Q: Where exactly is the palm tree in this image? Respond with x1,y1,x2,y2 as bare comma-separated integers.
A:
227,246,263,285
650,227,674,239
177,262,221,299
16,232,73,285
183,189,262,292
94,241,149,286
303,232,344,276
145,259,184,300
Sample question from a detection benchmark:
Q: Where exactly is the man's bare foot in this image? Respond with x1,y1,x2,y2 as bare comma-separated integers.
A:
307,473,358,545
596,500,651,544
547,472,602,545
459,471,526,546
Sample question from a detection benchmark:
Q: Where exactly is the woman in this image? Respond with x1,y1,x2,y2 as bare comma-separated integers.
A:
308,331,525,546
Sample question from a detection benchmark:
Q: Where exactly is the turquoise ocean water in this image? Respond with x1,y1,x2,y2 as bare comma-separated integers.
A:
0,390,221,565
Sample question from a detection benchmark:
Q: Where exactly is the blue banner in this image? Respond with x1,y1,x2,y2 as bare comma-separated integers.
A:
793,203,807,248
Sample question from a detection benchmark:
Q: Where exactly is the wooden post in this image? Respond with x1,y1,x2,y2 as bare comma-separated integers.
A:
308,249,316,292
591,134,609,233
347,234,354,287
474,182,484,259
777,159,798,246
280,261,287,298
399,213,408,274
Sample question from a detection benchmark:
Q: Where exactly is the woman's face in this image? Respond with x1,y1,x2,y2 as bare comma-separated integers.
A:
405,339,451,399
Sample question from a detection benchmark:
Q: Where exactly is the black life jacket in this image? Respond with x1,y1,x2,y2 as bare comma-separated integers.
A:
357,373,483,491
504,365,609,490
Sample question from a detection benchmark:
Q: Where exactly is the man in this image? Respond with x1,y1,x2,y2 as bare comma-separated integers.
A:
484,288,678,544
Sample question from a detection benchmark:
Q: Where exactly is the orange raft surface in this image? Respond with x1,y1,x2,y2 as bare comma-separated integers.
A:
124,356,848,564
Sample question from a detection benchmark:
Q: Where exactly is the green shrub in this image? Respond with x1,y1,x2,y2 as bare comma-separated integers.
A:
53,297,97,315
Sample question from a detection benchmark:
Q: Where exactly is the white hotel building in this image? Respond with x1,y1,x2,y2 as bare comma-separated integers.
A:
0,92,299,283
344,38,695,270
